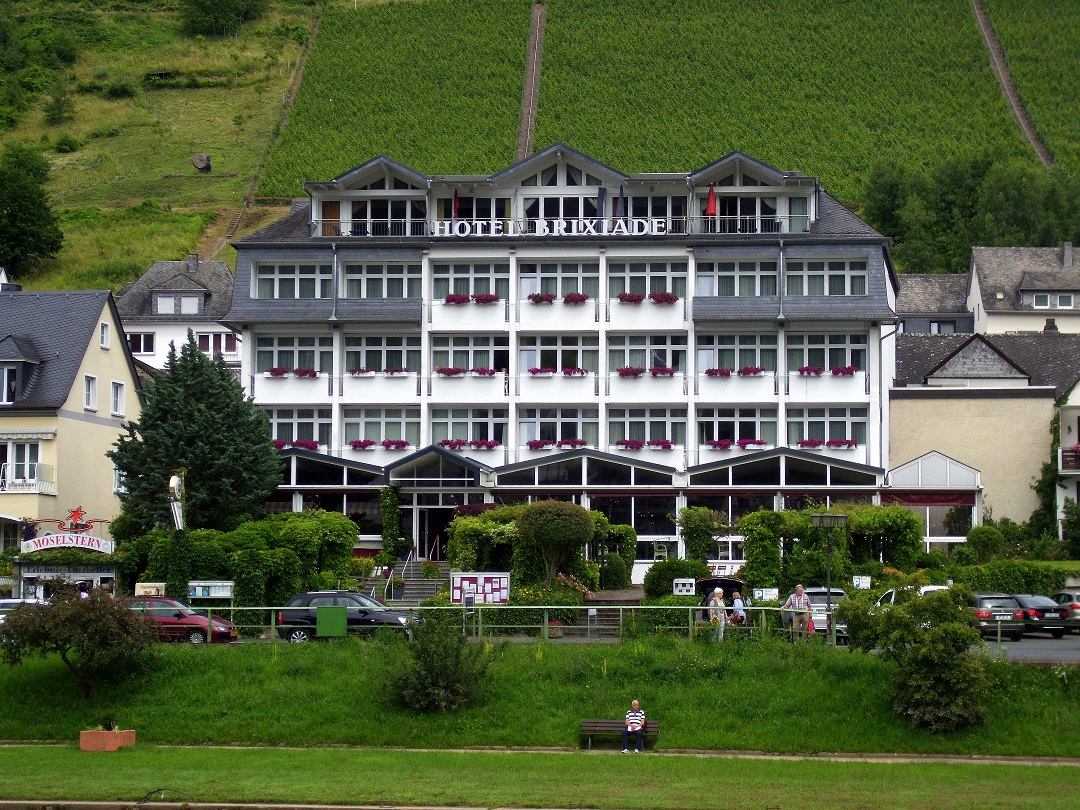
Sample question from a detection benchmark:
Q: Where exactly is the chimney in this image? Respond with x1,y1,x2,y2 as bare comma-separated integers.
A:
1065,242,1073,271
1044,318,1059,333
187,253,199,274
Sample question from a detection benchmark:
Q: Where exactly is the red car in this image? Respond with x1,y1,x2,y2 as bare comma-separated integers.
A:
123,596,238,644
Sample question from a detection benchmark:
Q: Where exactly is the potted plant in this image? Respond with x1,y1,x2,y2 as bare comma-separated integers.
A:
79,716,135,752
562,367,588,377
737,438,768,449
527,438,554,450
557,438,588,449
564,292,589,305
528,292,556,304
469,439,501,450
528,367,556,376
832,365,857,376
826,438,859,449
798,439,826,449
617,366,645,378
293,368,319,378
650,366,676,377
265,367,289,378
381,439,409,450
646,438,675,450
546,619,565,639
273,440,288,450
617,292,645,304
390,577,405,599
705,368,732,377
438,438,469,450
616,438,645,451
648,291,679,305
435,366,467,377
706,439,734,450
349,439,377,450
472,293,500,304
470,367,497,376
798,366,824,376
384,367,410,377
291,439,320,451
737,366,765,376
444,293,471,305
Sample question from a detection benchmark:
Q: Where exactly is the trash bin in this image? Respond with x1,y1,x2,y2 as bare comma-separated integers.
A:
316,605,347,638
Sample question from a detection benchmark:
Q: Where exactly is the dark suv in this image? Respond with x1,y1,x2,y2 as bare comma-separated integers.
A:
1013,594,1071,638
277,590,413,642
971,592,1025,641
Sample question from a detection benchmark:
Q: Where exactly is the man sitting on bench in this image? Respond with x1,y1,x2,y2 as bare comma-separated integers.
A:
622,699,645,753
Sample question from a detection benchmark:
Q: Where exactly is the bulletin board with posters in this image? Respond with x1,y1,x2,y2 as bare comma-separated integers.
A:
450,573,510,604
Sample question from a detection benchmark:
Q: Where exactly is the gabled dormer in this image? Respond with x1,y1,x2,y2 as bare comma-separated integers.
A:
689,152,816,234
305,155,430,237
0,334,42,406
151,273,210,316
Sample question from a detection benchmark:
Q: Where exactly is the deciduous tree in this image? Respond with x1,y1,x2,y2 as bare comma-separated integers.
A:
0,143,62,276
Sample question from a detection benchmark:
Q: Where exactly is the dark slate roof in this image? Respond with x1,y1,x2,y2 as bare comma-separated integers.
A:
972,246,1078,312
0,291,112,409
220,298,421,328
0,334,41,363
810,194,884,239
895,332,1080,399
896,274,969,314
234,202,312,245
693,296,896,322
1018,270,1080,292
115,256,234,320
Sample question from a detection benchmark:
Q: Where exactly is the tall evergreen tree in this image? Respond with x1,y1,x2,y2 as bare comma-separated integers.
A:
0,143,63,276
108,332,282,541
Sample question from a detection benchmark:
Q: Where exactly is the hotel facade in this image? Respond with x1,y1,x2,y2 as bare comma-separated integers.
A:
225,145,972,581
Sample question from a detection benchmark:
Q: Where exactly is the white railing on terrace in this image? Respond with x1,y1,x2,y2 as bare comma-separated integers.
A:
0,462,55,494
310,215,812,239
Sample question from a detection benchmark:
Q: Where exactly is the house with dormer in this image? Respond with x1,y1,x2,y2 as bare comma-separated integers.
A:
968,243,1079,333
0,286,142,552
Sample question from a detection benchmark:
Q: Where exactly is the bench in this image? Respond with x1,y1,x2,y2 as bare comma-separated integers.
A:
580,719,659,750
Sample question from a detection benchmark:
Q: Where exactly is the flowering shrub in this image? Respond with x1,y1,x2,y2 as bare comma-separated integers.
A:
557,438,588,448
737,438,768,449
616,439,645,450
650,366,676,377
799,439,826,448
555,572,594,598
647,438,675,449
435,367,467,376
470,367,497,376
273,440,288,450
528,367,557,374
617,292,645,304
470,439,501,450
267,367,289,377
826,438,859,448
649,291,679,304
438,439,469,450
705,368,732,377
472,293,500,304
798,366,824,376
385,367,410,374
349,368,374,375
1071,443,1080,453
617,367,645,378
291,439,320,451
563,367,588,376
527,439,554,450
444,293,471,305
738,366,765,376
563,292,589,304
528,292,556,304
381,439,409,450
832,365,858,376
349,439,377,450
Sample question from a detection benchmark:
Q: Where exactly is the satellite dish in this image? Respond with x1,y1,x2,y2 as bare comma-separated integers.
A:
192,153,211,173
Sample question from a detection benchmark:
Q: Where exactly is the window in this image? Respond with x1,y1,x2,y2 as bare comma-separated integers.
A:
99,322,109,349
697,334,777,372
83,375,97,411
786,334,867,371
197,332,238,357
256,336,334,373
608,407,687,445
608,334,687,372
1033,293,1050,309
786,261,867,296
697,407,778,444
1,441,40,483
256,264,334,299
155,295,200,314
520,335,599,373
343,407,421,446
431,335,509,371
608,261,687,298
1059,294,1073,309
156,296,174,314
701,195,778,234
113,467,126,494
518,262,600,298
1,521,20,551
790,197,809,232
265,408,332,446
432,263,510,300
180,296,199,314
519,407,600,445
519,163,602,187
591,495,677,537
110,382,124,416
431,408,508,444
344,336,421,372
630,195,688,232
1,366,15,404
349,197,427,236
128,333,155,354
343,263,422,298
787,407,868,445
929,321,956,335
436,196,511,224
696,261,778,297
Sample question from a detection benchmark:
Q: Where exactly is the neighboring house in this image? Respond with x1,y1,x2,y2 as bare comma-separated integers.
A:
895,273,973,334
892,332,1080,528
223,144,912,580
115,254,239,370
0,287,143,553
968,243,1079,334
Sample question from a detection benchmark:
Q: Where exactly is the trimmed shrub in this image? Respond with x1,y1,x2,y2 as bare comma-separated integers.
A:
516,500,593,586
642,558,709,598
638,594,700,633
952,559,1071,595
966,525,1004,564
608,523,637,573
599,552,629,590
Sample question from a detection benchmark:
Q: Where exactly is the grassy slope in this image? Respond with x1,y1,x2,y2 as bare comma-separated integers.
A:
259,0,533,196
982,0,1080,171
0,747,1073,810
1,638,1077,757
534,0,1034,201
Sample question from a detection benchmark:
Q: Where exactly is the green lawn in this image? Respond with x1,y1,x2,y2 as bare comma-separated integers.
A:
0,746,1073,809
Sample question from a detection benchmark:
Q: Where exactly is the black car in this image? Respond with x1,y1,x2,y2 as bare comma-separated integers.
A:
1013,594,1071,639
276,590,413,642
971,592,1025,641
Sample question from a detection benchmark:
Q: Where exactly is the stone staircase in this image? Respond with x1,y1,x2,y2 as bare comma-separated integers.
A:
358,559,451,607
566,587,644,638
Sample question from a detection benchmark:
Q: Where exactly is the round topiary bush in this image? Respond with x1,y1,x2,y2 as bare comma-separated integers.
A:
599,552,629,590
516,499,593,585
642,558,710,598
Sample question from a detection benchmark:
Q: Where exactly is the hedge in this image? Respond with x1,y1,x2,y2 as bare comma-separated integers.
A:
952,560,1077,595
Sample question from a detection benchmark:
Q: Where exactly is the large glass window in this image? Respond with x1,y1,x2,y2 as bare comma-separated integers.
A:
786,334,868,371
1,441,40,483
523,195,599,225
785,260,867,296
436,196,511,224
431,335,510,371
349,198,427,236
343,264,422,298
344,336,421,373
608,408,687,445
701,195,777,234
431,408,508,444
520,335,599,373
518,262,600,298
608,261,687,298
265,408,332,446
256,264,333,299
609,335,687,372
343,407,421,446
127,333,155,355
518,407,600,445
432,263,510,300
787,407,868,445
630,195,688,232
696,261,778,297
256,337,334,373
197,332,238,358
696,334,777,372
591,495,677,537
697,407,777,444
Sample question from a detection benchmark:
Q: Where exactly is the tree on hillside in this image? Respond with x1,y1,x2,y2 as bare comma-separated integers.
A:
0,143,63,277
108,332,282,541
180,0,266,36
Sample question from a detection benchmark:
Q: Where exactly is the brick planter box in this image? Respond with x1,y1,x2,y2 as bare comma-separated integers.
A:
79,729,136,751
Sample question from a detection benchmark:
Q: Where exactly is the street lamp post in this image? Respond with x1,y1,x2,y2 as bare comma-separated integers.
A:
810,513,848,645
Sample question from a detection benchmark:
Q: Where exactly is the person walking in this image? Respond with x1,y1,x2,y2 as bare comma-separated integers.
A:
731,591,746,626
622,699,646,753
708,586,727,641
782,584,812,641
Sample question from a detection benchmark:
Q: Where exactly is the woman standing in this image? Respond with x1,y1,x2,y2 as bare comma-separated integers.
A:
708,587,726,641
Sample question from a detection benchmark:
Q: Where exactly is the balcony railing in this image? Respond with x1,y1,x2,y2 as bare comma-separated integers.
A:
310,214,812,239
0,462,55,494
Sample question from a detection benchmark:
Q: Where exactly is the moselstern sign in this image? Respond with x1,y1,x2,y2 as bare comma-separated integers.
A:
433,217,671,238
21,533,115,555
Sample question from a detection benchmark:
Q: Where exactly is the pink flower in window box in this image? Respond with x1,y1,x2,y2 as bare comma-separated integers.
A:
349,439,377,450
528,367,557,375
650,366,677,377
826,438,859,448
616,439,645,450
528,292,556,304
737,438,768,449
381,439,409,450
267,367,289,377
831,365,857,376
527,439,554,450
617,292,645,304
444,294,471,305
557,438,588,449
798,366,824,376
646,438,675,450
438,439,468,450
470,367,497,376
472,293,500,304
469,439,501,450
648,291,679,305
293,368,319,378
291,439,320,451
617,367,645,378
435,367,467,376
705,368,732,377
737,366,765,376
563,292,589,305
798,439,826,449
562,367,588,376
706,439,734,450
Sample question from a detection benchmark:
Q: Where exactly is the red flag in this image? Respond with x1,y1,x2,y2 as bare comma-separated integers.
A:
705,183,717,217
453,189,460,219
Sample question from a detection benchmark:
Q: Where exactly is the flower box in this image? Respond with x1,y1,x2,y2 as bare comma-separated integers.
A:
349,439,377,450
562,367,588,377
471,367,497,377
469,439,501,450
798,366,824,376
381,439,410,450
438,439,469,450
706,439,734,450
617,292,645,304
265,367,289,378
528,367,557,376
546,620,565,638
79,729,135,752
349,368,375,377
527,439,555,450
472,293,500,304
617,367,645,378
647,439,675,450
528,292,556,304
444,294,471,305
737,367,765,376
384,368,411,377
650,366,677,377
616,439,645,451
292,368,319,378
435,367,467,377
831,366,858,376
704,368,732,377
649,291,679,305
563,292,590,305
826,439,859,449
799,439,826,449
737,439,768,450
290,439,320,451
556,438,588,449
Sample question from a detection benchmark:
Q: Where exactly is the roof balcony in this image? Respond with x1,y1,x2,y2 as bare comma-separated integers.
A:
0,462,55,495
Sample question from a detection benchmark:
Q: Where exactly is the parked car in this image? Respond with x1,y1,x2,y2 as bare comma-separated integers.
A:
123,596,238,643
1051,590,1080,631
0,597,45,625
874,584,949,607
1012,594,1071,639
276,590,413,642
970,592,1025,641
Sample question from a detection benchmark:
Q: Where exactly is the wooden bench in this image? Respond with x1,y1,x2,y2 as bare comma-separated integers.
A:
580,719,659,750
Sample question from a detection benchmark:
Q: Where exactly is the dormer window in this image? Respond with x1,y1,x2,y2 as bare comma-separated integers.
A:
1,366,15,404
1034,293,1050,309
156,294,201,315
519,163,602,188
1059,294,1073,309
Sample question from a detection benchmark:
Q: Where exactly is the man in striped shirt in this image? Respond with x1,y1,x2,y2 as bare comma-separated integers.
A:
782,584,812,641
622,699,645,753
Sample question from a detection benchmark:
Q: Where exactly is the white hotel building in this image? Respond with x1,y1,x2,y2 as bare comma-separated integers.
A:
225,144,957,579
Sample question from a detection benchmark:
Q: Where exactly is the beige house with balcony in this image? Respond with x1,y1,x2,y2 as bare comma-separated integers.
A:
0,287,142,551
